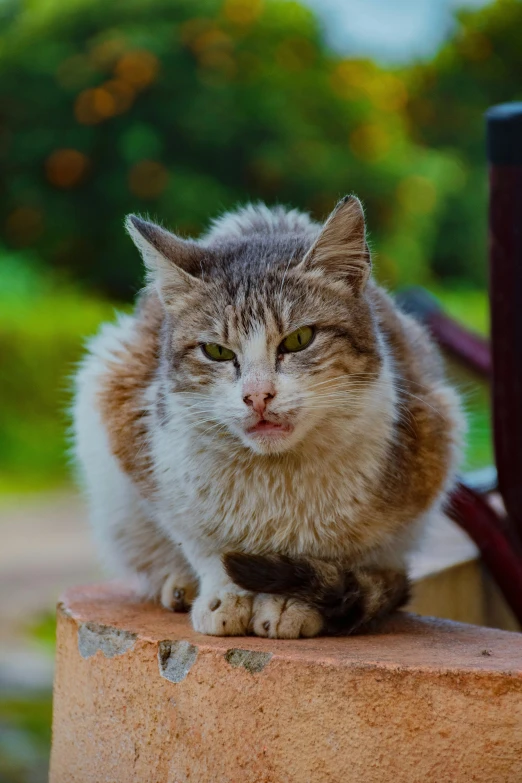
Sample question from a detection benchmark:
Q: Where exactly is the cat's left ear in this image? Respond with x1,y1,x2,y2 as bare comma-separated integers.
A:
125,215,207,305
301,196,371,293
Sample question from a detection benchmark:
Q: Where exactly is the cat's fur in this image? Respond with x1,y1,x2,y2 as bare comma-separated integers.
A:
72,196,463,638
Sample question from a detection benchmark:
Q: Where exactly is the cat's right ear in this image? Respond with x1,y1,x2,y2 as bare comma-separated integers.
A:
300,196,371,293
125,215,206,304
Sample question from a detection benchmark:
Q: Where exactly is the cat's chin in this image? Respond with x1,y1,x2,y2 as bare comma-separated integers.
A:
240,424,298,455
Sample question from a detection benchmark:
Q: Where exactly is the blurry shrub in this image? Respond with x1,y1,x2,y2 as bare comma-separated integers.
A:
0,693,52,783
0,612,55,781
0,0,467,297
405,0,522,286
0,246,115,491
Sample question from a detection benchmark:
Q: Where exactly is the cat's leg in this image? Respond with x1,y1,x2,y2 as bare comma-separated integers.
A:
121,515,198,612
89,477,198,611
181,544,253,636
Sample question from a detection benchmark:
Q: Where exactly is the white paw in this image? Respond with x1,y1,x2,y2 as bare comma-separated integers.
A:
191,591,253,636
251,594,323,639
161,574,198,612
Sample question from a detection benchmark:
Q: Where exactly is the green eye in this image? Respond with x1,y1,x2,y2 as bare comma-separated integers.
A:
281,326,315,353
202,343,236,362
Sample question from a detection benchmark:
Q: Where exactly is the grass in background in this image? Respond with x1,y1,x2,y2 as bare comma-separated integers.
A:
0,613,55,781
0,247,118,494
433,286,492,471
0,693,52,783
435,286,489,336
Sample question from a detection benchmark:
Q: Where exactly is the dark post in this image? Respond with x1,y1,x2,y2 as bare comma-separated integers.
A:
486,103,522,542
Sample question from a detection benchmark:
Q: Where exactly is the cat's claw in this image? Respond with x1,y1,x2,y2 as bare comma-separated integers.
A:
191,592,253,636
250,594,323,639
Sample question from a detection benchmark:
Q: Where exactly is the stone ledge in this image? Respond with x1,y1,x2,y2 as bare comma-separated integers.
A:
50,583,522,783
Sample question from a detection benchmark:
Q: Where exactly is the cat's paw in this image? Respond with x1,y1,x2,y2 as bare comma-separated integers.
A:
250,594,323,639
191,591,253,636
161,574,198,612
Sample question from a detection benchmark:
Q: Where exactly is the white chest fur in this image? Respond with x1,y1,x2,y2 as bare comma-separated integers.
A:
151,403,390,559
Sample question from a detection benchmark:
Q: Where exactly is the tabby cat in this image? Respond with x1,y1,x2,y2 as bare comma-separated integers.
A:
73,196,462,638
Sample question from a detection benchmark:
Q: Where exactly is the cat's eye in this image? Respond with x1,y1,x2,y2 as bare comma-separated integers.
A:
280,326,315,353
202,343,236,362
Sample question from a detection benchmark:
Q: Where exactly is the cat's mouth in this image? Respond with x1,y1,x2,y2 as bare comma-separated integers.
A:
247,419,293,437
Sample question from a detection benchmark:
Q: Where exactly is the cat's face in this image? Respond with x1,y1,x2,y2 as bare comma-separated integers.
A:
128,198,383,455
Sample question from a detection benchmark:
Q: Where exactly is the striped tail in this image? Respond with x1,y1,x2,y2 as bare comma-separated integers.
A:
224,552,410,635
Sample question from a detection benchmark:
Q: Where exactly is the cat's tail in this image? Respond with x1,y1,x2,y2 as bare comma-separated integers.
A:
223,552,410,634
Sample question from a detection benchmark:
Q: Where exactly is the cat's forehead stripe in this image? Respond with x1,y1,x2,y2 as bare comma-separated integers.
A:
243,327,269,361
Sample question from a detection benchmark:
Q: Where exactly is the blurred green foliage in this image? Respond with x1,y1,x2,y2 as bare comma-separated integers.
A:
0,0,492,297
1,0,508,490
0,247,116,492
0,693,52,782
434,287,493,470
0,615,54,781
405,0,522,284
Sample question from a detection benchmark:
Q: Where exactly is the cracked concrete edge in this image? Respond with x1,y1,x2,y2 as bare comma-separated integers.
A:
56,600,74,620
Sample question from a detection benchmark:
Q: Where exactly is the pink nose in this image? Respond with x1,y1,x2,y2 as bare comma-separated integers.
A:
243,385,276,415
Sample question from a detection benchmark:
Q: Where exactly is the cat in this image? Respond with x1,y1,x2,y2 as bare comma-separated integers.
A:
72,196,463,638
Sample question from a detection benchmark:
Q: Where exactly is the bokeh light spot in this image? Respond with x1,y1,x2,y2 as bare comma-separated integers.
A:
350,124,390,162
103,79,135,114
45,149,89,189
371,74,408,112
115,50,159,89
128,160,169,198
331,64,407,112
75,88,116,124
330,61,368,99
275,38,316,71
191,29,232,56
223,0,263,25
89,37,127,69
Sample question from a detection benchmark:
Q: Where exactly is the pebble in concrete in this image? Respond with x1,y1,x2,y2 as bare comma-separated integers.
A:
224,648,273,674
158,640,198,683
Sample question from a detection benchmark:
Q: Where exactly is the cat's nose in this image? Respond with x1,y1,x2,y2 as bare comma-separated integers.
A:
243,385,276,415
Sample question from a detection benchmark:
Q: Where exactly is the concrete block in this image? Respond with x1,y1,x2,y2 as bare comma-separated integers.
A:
50,583,522,783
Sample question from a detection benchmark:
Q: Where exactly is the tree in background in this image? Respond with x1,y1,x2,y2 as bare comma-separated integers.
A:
0,0,461,297
1,0,509,487
405,0,522,285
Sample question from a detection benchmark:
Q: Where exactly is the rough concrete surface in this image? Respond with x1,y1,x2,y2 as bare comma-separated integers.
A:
50,583,522,783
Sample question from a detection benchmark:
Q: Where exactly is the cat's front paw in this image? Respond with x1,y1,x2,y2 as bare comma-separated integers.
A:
160,574,198,612
251,594,323,639
191,592,253,636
